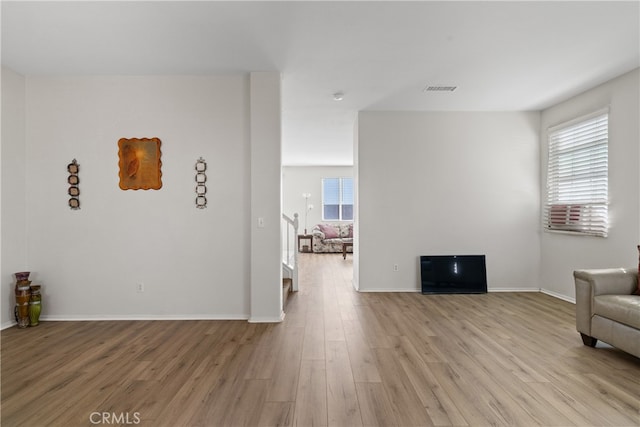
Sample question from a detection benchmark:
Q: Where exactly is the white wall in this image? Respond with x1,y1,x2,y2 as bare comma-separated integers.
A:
24,75,253,319
540,68,640,300
357,111,541,292
249,72,284,322
1,67,27,328
282,165,354,233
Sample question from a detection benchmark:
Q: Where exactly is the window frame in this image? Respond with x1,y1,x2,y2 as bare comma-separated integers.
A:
543,108,609,237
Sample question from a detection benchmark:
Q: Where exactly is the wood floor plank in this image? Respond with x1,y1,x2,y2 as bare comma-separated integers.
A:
323,302,346,343
191,341,258,426
258,401,294,427
460,317,550,384
326,340,363,426
342,319,382,383
426,333,540,426
354,305,394,349
243,323,285,381
427,361,504,426
265,326,304,402
355,382,400,427
293,359,327,426
373,347,433,426
472,353,575,426
301,312,326,361
526,381,614,427
389,335,467,426
219,379,270,427
153,354,219,426
566,372,640,426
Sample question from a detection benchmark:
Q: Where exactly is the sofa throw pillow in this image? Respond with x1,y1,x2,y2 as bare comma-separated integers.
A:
319,224,339,239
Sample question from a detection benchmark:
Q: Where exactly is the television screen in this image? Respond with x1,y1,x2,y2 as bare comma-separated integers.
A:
420,255,487,294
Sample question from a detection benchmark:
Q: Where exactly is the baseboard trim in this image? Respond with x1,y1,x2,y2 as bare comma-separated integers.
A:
248,311,285,323
357,288,543,293
1,320,17,330
3,312,288,327
541,288,575,304
2,290,573,328
39,314,250,322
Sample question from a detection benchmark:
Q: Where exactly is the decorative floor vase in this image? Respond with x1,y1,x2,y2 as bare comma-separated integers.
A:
15,271,30,283
15,285,31,328
14,272,32,328
29,285,42,326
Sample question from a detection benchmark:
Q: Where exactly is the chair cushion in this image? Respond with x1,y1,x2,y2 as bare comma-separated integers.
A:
593,294,640,329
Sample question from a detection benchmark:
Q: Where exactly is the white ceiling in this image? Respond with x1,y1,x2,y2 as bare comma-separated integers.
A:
2,1,639,166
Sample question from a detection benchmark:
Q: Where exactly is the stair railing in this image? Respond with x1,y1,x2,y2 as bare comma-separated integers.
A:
282,212,299,291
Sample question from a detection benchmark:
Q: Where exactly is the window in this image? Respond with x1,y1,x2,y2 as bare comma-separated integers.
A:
322,178,353,221
544,109,608,237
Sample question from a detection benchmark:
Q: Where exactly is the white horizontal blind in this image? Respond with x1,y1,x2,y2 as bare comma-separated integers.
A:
322,178,354,221
544,109,608,237
322,178,340,220
341,178,354,220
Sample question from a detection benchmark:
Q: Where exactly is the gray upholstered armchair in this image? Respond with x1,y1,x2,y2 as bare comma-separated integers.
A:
574,268,640,358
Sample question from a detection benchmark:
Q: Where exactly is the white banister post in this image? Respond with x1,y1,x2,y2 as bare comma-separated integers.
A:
293,213,299,235
285,217,290,262
292,213,299,291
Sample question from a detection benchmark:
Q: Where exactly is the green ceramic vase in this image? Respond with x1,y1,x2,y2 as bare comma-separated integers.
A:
29,285,42,326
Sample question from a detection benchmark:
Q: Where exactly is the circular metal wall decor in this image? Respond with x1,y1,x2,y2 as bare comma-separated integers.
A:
195,157,207,209
67,159,80,210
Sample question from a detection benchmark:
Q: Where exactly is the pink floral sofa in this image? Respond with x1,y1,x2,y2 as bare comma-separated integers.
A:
311,223,353,253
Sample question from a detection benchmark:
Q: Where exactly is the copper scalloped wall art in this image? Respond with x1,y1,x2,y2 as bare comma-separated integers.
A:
117,137,162,190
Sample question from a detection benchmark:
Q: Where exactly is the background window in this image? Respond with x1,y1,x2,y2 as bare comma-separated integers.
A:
544,109,608,237
322,178,353,221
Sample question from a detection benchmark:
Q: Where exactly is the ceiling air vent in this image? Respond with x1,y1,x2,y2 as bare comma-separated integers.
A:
423,85,457,92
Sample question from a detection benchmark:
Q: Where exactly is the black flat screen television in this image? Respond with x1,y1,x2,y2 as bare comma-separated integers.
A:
420,255,487,294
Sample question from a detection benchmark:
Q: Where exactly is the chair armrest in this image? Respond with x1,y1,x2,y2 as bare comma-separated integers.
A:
573,268,637,296
574,268,637,335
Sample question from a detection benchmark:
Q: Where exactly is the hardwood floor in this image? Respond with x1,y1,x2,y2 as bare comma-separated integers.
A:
2,253,639,426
